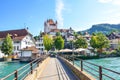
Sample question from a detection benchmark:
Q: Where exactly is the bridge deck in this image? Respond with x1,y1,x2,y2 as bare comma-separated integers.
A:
37,57,79,80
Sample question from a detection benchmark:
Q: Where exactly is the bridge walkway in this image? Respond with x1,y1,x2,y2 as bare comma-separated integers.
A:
37,57,79,80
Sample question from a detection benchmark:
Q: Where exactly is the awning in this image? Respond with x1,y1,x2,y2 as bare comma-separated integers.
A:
59,49,73,52
75,48,86,52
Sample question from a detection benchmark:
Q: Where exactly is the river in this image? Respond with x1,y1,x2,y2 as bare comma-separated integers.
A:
75,57,120,80
0,61,27,79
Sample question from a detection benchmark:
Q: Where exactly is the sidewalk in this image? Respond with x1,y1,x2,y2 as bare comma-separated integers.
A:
37,57,79,80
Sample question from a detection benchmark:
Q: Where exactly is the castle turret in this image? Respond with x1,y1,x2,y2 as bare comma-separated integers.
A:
44,19,57,33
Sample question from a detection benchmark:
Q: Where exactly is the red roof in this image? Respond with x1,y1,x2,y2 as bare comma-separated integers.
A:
0,29,29,40
46,19,57,26
21,46,39,53
50,29,69,32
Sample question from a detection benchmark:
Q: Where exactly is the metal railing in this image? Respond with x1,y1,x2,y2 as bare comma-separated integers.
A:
1,55,48,80
62,55,120,80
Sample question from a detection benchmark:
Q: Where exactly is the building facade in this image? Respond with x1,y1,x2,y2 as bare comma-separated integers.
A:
0,29,35,57
107,32,120,49
44,19,57,33
35,35,45,54
44,19,75,41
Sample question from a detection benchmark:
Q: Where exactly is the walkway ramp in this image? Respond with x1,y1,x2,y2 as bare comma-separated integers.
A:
37,57,79,80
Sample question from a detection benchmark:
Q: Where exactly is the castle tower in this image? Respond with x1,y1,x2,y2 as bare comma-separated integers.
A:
44,19,57,33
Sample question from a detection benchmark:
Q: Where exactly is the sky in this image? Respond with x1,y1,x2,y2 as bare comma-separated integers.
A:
0,0,120,36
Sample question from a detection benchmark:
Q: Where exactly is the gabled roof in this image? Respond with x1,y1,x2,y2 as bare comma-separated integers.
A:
107,32,120,40
0,29,29,41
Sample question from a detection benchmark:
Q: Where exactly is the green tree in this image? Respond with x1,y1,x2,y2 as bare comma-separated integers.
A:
34,36,39,41
43,34,53,51
56,32,61,36
90,32,110,53
73,32,78,39
74,37,88,48
117,40,120,52
1,34,13,55
54,36,64,50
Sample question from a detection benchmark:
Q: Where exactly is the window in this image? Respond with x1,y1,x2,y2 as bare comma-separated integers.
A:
17,46,19,50
26,42,27,44
41,48,43,51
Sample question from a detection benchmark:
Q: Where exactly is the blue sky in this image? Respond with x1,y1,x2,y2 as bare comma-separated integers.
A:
0,0,120,36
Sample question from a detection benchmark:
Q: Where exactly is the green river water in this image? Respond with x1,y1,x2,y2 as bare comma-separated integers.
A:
75,57,120,80
0,61,27,79
0,57,120,80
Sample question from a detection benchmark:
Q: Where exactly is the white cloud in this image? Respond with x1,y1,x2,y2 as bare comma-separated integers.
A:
113,0,120,5
98,0,120,5
98,0,112,3
55,0,64,27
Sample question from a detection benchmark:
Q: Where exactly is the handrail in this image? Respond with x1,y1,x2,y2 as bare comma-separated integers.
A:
1,54,48,80
62,55,120,80
1,71,16,80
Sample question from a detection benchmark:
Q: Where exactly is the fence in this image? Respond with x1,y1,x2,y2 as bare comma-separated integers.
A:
62,55,120,80
1,55,48,80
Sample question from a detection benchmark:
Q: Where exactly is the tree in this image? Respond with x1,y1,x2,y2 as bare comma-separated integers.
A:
56,32,61,36
1,34,13,55
90,32,110,53
74,37,88,48
34,36,39,41
73,32,78,39
43,34,53,51
54,36,64,50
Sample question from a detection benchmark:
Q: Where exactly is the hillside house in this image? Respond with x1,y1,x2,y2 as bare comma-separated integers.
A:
107,32,120,49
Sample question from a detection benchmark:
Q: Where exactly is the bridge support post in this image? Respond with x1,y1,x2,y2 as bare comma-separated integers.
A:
99,66,102,80
15,70,18,80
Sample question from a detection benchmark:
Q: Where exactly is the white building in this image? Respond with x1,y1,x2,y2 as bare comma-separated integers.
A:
0,29,35,57
20,46,39,61
44,19,75,41
48,27,75,41
107,32,120,49
35,36,45,54
82,32,92,49
44,19,57,33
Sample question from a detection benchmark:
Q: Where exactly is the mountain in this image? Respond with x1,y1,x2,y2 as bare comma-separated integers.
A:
78,23,120,34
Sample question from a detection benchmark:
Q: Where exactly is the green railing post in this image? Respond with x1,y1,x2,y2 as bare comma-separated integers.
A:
15,70,18,80
99,66,102,80
30,63,33,74
81,60,83,71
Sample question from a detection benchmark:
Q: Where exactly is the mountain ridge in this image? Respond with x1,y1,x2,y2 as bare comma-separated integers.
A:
78,23,120,34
